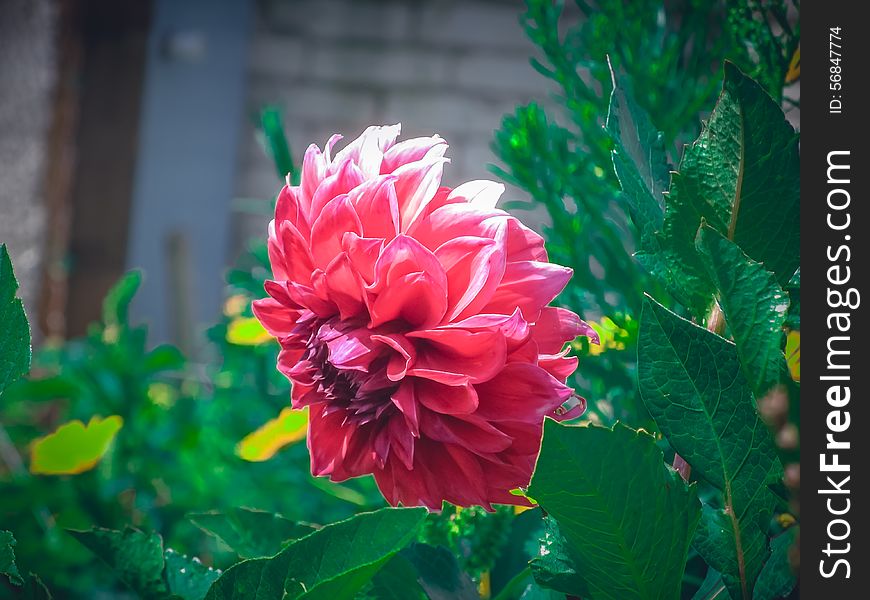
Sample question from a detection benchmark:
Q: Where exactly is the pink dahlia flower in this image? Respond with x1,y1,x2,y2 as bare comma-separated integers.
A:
253,124,596,510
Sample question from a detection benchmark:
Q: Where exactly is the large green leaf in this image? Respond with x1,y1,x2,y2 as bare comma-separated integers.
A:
696,225,789,396
0,244,30,396
1,530,23,586
657,63,800,316
752,528,797,600
205,507,427,600
637,298,783,599
527,421,701,600
189,508,315,559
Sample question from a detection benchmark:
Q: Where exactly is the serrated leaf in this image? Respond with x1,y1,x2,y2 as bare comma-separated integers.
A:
1,530,24,586
30,415,123,475
69,527,170,598
657,63,800,316
205,507,427,600
0,244,31,397
164,548,222,600
236,407,308,462
696,225,789,396
528,516,584,596
527,421,701,600
637,298,783,600
189,508,315,559
752,528,797,600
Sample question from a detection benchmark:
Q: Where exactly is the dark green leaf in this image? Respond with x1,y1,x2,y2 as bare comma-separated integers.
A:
400,543,478,600
691,568,725,600
20,572,53,599
0,244,31,396
1,530,24,586
164,548,222,600
143,344,186,372
527,421,701,600
657,63,800,316
784,269,800,331
69,527,169,598
637,297,783,599
102,270,142,328
696,225,789,396
752,528,797,600
260,107,296,184
368,554,427,600
205,507,427,600
528,517,584,596
189,508,315,559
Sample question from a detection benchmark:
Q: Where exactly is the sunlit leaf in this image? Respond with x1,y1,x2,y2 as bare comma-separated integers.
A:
236,407,308,462
30,416,123,475
226,317,273,346
785,331,800,382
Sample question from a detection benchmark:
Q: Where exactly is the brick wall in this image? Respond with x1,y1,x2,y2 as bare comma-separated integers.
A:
232,0,557,246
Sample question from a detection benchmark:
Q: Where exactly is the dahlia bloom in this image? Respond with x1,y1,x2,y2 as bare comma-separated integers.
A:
253,124,596,510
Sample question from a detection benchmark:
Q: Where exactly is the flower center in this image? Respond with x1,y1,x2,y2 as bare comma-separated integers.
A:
306,323,398,427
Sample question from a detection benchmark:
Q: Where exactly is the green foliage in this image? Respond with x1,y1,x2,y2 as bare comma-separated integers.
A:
204,507,426,600
752,528,797,600
492,0,797,425
527,421,701,599
656,63,800,316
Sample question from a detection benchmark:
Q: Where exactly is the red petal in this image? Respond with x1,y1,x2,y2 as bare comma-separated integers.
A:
414,378,479,414
474,362,572,422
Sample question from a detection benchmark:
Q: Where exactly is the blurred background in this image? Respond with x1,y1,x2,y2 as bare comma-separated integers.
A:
0,1,799,597
1,0,560,353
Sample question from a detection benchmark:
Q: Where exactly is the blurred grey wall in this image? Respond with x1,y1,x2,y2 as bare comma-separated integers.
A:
0,0,57,324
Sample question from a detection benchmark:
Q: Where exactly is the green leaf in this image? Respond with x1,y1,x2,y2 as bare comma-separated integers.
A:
368,554,428,600
30,415,123,475
691,568,725,600
637,297,783,599
657,63,800,315
20,573,53,599
528,517,584,595
527,421,701,600
0,244,31,396
102,270,142,328
400,543,478,600
783,269,800,331
189,508,315,559
260,107,296,184
695,225,789,396
205,507,427,600
70,527,220,600
164,548,222,600
69,527,170,598
1,530,24,586
752,528,797,600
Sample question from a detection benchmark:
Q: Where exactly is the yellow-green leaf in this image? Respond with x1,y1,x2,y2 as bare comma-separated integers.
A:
30,415,123,475
236,407,308,462
785,330,800,382
226,317,273,346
